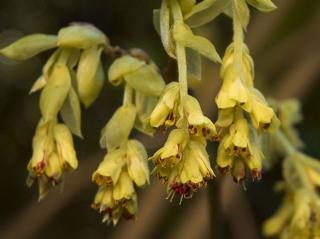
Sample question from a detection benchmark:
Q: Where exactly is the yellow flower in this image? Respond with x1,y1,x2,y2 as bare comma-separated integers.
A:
126,140,150,187
53,123,78,170
263,187,320,239
149,128,189,167
92,148,126,186
216,137,234,172
243,88,279,131
154,137,214,202
149,82,180,128
26,120,79,200
223,118,250,156
178,95,217,140
91,172,138,225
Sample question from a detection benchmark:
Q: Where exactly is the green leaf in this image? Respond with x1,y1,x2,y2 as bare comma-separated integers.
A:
160,0,176,58
124,64,165,96
134,92,158,135
43,49,61,79
61,87,82,138
108,55,145,86
39,63,71,122
76,46,104,107
57,24,109,49
0,34,57,60
153,9,161,35
186,48,202,86
100,105,137,151
29,75,47,94
234,0,250,30
246,0,277,12
173,23,221,63
185,0,231,28
179,0,196,15
184,0,216,19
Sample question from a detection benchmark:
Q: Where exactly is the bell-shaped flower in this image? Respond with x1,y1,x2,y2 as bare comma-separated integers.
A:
149,128,189,167
126,140,150,187
243,88,279,131
154,138,214,203
53,123,78,170
223,117,251,156
94,171,137,225
178,95,217,140
149,82,180,128
92,148,126,186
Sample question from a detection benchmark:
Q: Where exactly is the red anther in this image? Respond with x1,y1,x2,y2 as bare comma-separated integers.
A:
251,170,262,181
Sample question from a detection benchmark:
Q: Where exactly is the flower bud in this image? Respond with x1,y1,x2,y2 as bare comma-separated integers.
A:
0,34,57,60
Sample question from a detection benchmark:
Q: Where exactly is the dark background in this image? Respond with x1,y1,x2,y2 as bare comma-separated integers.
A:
0,0,319,238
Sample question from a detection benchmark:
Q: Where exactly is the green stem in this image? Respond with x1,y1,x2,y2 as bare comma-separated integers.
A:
232,0,244,74
123,84,133,106
169,0,188,102
275,130,297,156
276,130,314,191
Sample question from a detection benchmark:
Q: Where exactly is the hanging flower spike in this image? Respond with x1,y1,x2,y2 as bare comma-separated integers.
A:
27,120,78,200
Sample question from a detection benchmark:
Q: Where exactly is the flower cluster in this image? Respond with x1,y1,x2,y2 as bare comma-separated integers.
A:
214,0,279,183
0,23,110,198
148,86,217,201
263,153,320,239
261,98,320,238
91,51,165,224
92,140,149,225
26,120,78,200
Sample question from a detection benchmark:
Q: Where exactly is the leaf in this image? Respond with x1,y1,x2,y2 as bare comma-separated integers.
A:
184,0,216,19
43,49,61,79
124,64,165,96
39,63,71,122
61,87,82,138
134,92,158,135
185,0,231,27
246,0,277,12
234,0,250,30
186,48,202,84
76,46,104,107
29,75,47,94
153,9,161,35
179,0,196,15
160,0,176,58
108,55,145,86
57,24,109,49
0,34,57,60
100,105,137,151
173,23,221,63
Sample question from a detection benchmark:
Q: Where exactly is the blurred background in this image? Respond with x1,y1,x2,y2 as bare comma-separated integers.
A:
0,0,319,238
